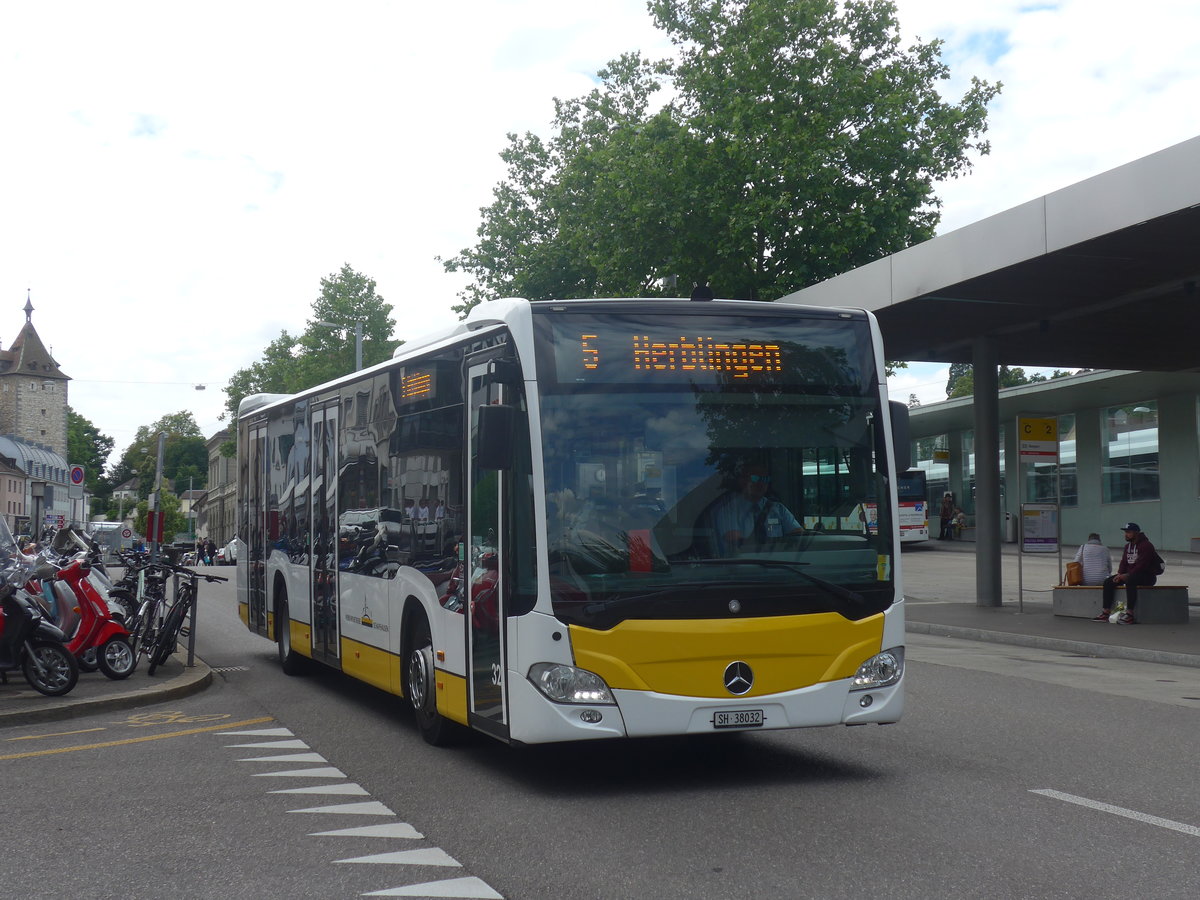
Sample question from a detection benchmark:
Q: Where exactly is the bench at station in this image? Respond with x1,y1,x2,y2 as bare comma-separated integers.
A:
1052,585,1190,624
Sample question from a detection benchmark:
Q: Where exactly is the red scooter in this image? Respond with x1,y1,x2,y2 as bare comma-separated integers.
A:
42,557,137,680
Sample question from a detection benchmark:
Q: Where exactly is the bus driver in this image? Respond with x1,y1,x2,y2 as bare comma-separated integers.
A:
705,464,805,555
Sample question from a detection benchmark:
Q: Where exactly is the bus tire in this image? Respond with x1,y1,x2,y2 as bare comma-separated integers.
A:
275,594,307,676
405,613,457,746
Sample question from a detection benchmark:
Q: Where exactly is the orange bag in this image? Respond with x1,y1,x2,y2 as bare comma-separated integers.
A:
1064,561,1083,586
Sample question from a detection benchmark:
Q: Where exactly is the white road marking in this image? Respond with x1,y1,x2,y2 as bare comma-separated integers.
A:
362,876,504,898
272,783,370,796
238,752,328,763
310,823,424,839
335,848,460,866
1031,789,1200,837
289,800,396,816
253,766,347,778
217,730,502,898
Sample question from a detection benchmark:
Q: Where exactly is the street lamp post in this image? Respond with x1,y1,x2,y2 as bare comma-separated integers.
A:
315,320,363,371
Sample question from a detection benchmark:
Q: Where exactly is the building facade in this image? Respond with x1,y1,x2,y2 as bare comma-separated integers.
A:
908,369,1200,553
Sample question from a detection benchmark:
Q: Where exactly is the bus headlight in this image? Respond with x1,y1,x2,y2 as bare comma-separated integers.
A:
850,648,904,691
528,663,615,705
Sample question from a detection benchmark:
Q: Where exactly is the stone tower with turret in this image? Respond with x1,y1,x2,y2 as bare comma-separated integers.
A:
0,296,70,459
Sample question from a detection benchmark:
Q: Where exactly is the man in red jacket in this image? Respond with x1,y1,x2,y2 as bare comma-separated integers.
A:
1095,522,1158,624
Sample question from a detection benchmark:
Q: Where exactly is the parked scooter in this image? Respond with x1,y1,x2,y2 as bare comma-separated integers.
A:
0,521,78,696
51,557,137,679
33,528,136,679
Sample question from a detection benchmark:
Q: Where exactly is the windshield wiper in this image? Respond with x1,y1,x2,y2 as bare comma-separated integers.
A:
582,589,676,618
688,558,867,607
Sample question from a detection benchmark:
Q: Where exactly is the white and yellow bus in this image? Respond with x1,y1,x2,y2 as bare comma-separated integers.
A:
236,297,909,745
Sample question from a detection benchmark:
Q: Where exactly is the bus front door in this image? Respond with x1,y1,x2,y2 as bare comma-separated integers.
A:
310,403,341,666
466,355,509,740
246,421,269,637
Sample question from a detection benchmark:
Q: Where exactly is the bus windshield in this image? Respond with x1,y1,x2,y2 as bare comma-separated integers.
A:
534,306,896,630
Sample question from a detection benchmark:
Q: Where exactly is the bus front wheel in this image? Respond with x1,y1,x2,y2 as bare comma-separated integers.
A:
276,594,307,676
405,614,457,746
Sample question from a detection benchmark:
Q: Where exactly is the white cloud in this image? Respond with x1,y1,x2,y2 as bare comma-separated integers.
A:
2,0,1197,464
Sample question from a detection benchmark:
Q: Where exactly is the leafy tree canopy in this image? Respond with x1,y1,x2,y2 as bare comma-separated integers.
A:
133,492,187,544
443,0,999,314
947,367,1077,399
67,407,115,499
109,411,207,500
221,264,401,448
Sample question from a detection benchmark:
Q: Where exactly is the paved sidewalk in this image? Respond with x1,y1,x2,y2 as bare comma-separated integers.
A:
903,539,1199,668
0,651,211,727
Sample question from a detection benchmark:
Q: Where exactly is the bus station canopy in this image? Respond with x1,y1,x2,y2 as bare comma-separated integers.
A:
779,134,1200,374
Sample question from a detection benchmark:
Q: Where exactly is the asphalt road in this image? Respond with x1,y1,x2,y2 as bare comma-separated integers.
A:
2,578,1198,899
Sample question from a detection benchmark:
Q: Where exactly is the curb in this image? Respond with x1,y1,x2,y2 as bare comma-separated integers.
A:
0,654,213,727
906,621,1200,669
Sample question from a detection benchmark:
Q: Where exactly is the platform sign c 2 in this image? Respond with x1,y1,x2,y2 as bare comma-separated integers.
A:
1018,416,1058,463
1020,503,1059,553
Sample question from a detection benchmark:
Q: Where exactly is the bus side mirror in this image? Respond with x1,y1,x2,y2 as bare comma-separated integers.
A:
475,404,515,470
889,400,911,473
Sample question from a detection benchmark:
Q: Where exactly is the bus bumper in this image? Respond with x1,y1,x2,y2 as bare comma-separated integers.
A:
507,671,903,743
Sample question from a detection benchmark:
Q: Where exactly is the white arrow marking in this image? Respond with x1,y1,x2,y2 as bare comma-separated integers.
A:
361,876,504,898
271,783,369,796
335,848,460,866
238,752,328,763
309,823,424,839
253,767,347,778
288,800,395,815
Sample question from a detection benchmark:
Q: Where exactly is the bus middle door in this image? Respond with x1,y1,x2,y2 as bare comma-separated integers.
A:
310,402,341,666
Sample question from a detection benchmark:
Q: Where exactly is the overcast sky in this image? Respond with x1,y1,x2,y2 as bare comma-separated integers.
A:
3,0,1199,468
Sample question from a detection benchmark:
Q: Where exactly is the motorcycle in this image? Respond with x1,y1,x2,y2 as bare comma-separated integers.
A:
0,520,78,696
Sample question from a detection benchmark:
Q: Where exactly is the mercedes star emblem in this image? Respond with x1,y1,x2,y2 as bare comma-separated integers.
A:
723,661,754,695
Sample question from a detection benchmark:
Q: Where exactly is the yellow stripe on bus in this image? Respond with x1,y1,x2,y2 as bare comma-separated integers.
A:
570,613,884,698
340,636,399,694
435,670,469,725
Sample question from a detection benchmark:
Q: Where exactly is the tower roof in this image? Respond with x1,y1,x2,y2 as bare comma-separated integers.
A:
0,298,69,380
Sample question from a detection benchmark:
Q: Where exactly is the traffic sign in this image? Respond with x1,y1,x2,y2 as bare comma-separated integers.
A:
121,528,132,539
69,465,85,485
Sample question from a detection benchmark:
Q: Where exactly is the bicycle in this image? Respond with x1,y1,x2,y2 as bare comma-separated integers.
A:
146,565,227,676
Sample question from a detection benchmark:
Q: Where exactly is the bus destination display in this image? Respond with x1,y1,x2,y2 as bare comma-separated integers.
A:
578,332,784,382
397,368,436,404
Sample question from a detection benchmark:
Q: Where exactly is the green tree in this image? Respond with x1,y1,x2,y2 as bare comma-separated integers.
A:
947,367,1076,399
110,412,207,500
67,407,115,501
222,264,401,429
133,492,187,544
444,0,999,312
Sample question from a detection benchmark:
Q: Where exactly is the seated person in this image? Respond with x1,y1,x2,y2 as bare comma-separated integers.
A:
704,465,804,555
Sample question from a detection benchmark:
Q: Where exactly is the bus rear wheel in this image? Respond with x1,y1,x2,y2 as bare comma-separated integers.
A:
405,614,457,746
